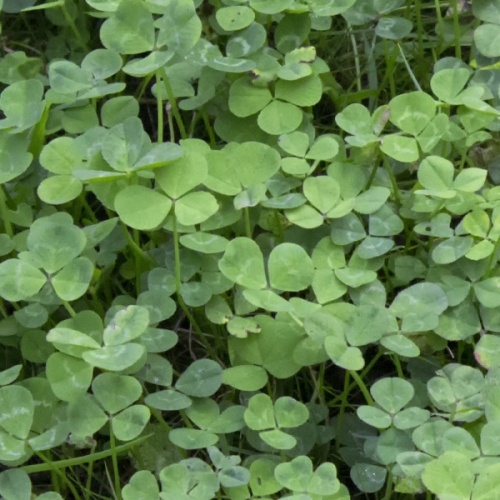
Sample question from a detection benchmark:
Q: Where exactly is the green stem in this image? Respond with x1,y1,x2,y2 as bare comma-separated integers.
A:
335,371,351,453
348,24,362,93
383,469,394,500
35,452,81,499
384,39,397,100
149,407,172,433
392,354,405,379
201,108,217,147
0,299,8,318
166,103,175,142
486,237,500,276
61,0,88,52
172,214,220,360
109,427,122,500
159,67,187,140
364,161,379,191
414,0,424,62
433,0,445,55
84,444,96,500
121,224,153,267
62,300,77,317
155,70,164,143
136,74,154,101
133,228,144,295
21,435,152,474
451,0,462,60
397,43,422,91
348,370,374,405
0,185,13,237
383,157,401,205
244,207,252,238
81,196,98,223
329,350,383,407
172,213,182,293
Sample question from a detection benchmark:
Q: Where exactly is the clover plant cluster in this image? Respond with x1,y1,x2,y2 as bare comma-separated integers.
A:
2,0,500,498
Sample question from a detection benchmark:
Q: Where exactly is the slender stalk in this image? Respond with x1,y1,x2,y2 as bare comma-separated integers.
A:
244,207,252,238
383,470,394,500
133,228,143,295
0,185,13,237
109,428,122,500
21,437,152,474
121,224,153,267
384,40,397,99
172,213,183,294
202,108,217,147
451,0,462,60
348,370,374,405
155,71,164,143
414,0,424,61
84,444,96,500
364,161,379,191
61,0,88,52
391,354,405,379
335,371,351,453
486,237,500,276
397,43,422,91
329,350,383,407
172,214,220,360
81,197,98,223
433,0,445,55
136,74,154,101
383,157,401,205
348,25,362,93
159,67,187,140
166,103,175,143
0,299,8,319
62,300,77,317
34,452,81,499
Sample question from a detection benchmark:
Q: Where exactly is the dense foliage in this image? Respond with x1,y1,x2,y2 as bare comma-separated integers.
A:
2,0,500,498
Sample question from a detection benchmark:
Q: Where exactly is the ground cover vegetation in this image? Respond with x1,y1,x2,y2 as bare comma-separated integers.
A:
1,0,500,498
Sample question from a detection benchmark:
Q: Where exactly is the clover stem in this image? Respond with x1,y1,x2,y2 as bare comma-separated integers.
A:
335,371,350,453
348,370,374,406
396,43,422,91
155,71,164,143
414,0,424,63
21,434,152,473
166,103,175,143
450,0,462,60
149,407,172,433
84,443,96,500
486,237,500,277
61,1,88,53
364,160,379,191
383,157,401,205
136,74,154,101
109,428,123,500
347,24,362,93
0,185,13,237
391,354,405,379
329,350,383,408
0,299,8,318
172,214,220,360
159,67,188,140
34,451,82,499
244,207,252,238
81,196,98,223
62,300,76,317
202,108,217,147
121,224,153,268
383,470,394,500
